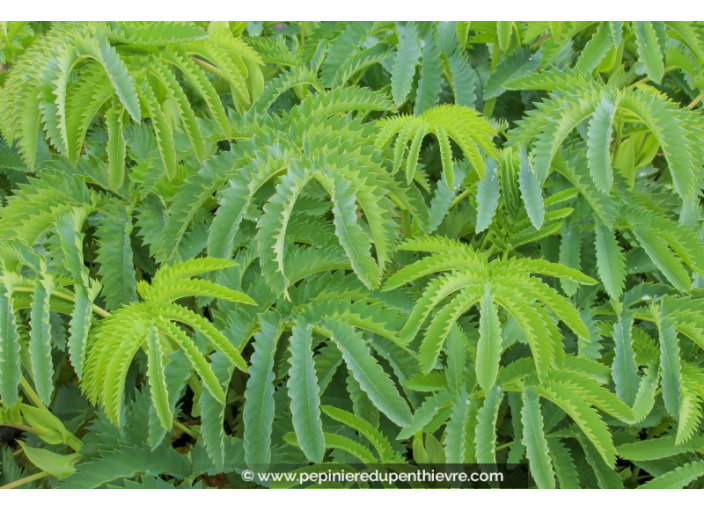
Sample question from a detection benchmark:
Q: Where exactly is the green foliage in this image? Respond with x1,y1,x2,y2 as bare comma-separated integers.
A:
1,20,704,490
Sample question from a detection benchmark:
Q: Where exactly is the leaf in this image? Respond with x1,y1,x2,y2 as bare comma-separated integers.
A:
145,322,171,430
548,438,580,489
446,324,466,391
497,21,512,52
420,286,482,374
159,319,224,406
587,94,616,193
634,21,665,83
413,31,441,115
484,47,540,100
55,208,88,287
475,157,500,233
134,74,176,180
558,221,581,297
327,174,381,290
29,274,54,404
60,445,190,489
576,22,615,73
548,369,635,423
444,389,473,464
79,35,141,122
95,202,138,311
287,322,325,463
0,280,20,407
256,165,312,295
594,221,625,300
476,284,502,391
475,386,503,464
619,435,704,461
638,460,704,489
243,313,282,469
148,351,191,449
397,390,453,440
18,441,80,480
632,363,659,423
322,405,398,462
632,225,691,292
392,23,421,107
320,434,377,464
611,312,639,406
323,318,412,427
658,312,682,419
447,50,477,107
519,148,544,230
521,387,555,489
197,352,234,469
105,104,126,189
538,380,617,466
68,286,97,379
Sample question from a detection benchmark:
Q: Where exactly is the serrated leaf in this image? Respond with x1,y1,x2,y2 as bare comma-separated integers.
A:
145,322,171,430
0,281,21,408
594,220,625,300
658,312,681,419
634,21,665,83
476,285,502,391
392,23,421,107
587,94,616,193
323,318,412,427
521,387,555,489
29,274,54,404
287,322,325,463
243,313,282,469
519,148,544,230
475,157,500,233
475,386,503,465
611,312,639,406
638,460,704,489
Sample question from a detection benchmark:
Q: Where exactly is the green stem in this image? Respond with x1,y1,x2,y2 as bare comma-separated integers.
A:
2,423,42,435
495,441,514,452
449,188,471,210
482,44,502,118
20,376,48,412
688,91,704,110
592,310,654,323
401,210,412,239
15,286,111,318
0,471,49,490
173,420,197,439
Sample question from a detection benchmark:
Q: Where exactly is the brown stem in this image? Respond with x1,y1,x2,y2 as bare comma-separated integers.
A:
0,471,49,490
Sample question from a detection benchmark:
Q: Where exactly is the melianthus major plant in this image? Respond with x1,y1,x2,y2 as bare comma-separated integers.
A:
0,20,703,489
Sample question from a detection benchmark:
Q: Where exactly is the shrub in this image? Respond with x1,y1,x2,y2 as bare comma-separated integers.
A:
0,20,704,489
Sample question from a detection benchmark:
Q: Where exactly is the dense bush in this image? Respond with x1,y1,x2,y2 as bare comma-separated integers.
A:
1,21,704,489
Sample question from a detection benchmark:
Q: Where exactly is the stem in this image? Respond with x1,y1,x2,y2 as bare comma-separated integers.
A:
478,233,493,252
592,310,654,323
0,471,49,490
2,423,42,435
20,376,48,412
18,376,83,452
14,286,111,318
173,420,197,439
495,441,514,452
401,210,412,239
191,57,227,80
449,188,471,210
688,91,704,110
531,34,549,49
483,44,501,118
628,76,650,89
